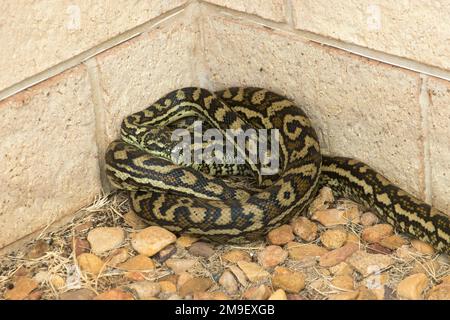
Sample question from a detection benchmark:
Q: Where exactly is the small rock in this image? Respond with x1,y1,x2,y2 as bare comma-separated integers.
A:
177,272,194,288
441,274,450,284
329,262,353,276
328,291,359,300
188,242,215,258
360,212,379,226
427,283,450,300
59,288,96,300
194,292,230,300
345,232,360,245
219,270,238,295
411,240,435,255
228,265,248,287
286,242,328,262
124,272,147,281
4,276,38,300
361,224,393,244
291,217,318,241
176,235,199,248
124,211,147,229
179,277,214,297
34,271,50,283
365,272,389,290
379,235,407,250
237,261,270,282
77,253,104,275
312,207,360,226
159,280,177,294
222,250,251,263
50,275,65,290
127,281,161,299
410,260,440,275
367,243,393,255
153,244,177,264
73,237,91,257
24,290,44,300
257,245,287,268
131,226,177,256
268,289,287,300
87,227,125,255
272,267,305,293
106,248,129,267
347,250,394,276
309,187,334,212
26,240,50,259
74,221,93,233
320,229,348,249
331,275,354,291
94,289,134,300
118,255,155,271
166,258,197,274
397,273,429,300
319,243,359,267
357,286,378,300
243,285,271,300
267,225,294,245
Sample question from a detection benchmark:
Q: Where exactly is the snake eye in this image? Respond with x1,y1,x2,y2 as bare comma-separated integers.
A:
284,191,291,199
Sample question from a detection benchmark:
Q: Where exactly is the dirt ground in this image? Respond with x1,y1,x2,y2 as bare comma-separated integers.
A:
0,189,449,300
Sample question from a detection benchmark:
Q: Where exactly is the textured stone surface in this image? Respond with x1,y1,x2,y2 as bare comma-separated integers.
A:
95,19,198,150
203,14,424,199
428,77,450,213
205,0,286,22
291,0,450,71
0,0,187,90
0,66,100,249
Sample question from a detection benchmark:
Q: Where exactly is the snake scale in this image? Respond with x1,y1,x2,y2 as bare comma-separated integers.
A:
105,87,449,254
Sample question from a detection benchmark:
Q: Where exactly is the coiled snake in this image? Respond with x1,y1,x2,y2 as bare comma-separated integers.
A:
105,87,449,254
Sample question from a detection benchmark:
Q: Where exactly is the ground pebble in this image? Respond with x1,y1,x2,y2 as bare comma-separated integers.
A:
427,283,450,300
361,224,393,244
331,275,354,291
272,267,305,293
219,270,238,295
360,212,379,226
268,289,287,300
94,289,134,300
257,245,287,268
26,240,50,259
347,250,394,277
267,225,294,245
379,235,408,250
4,276,38,300
319,243,359,267
237,261,270,282
166,258,197,274
286,242,328,262
87,227,125,254
118,255,155,271
291,217,318,241
243,285,271,300
127,281,161,299
176,235,199,248
397,273,429,300
179,277,214,297
131,226,176,256
320,229,348,249
77,253,104,275
188,242,215,258
312,207,360,226
59,288,96,300
222,250,251,263
106,248,129,267
411,240,435,255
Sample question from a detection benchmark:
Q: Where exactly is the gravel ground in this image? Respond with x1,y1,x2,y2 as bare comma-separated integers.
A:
0,188,449,300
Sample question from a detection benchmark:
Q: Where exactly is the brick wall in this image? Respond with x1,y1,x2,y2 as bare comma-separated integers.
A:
1,1,449,249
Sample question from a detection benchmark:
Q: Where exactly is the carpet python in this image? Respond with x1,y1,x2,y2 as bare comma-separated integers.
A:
105,87,449,254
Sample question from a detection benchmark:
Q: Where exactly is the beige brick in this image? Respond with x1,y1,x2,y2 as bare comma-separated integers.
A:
292,0,450,71
0,0,187,91
203,14,424,198
205,0,286,22
95,19,199,147
428,77,450,213
0,66,101,248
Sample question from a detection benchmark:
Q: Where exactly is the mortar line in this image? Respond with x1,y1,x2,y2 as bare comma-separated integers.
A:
200,1,450,83
284,0,295,27
419,75,432,204
0,3,189,102
84,58,110,193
